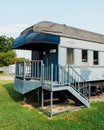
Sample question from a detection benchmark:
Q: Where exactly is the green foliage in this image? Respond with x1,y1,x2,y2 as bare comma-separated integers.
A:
0,80,104,130
0,35,14,52
0,50,16,66
11,57,30,65
0,35,17,66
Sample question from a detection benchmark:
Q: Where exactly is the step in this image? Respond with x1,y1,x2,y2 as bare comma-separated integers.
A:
67,86,90,108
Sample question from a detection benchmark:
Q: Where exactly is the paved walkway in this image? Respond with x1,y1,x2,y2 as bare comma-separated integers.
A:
0,75,14,80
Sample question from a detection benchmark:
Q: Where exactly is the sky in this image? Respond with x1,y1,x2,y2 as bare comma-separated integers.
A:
0,0,104,58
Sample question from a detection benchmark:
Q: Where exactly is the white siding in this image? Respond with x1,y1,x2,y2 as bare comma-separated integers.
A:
58,47,66,65
99,52,104,66
60,37,104,52
88,50,93,66
59,37,104,81
74,49,81,66
74,67,104,81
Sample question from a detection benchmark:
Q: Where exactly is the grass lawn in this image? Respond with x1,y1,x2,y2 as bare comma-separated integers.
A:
0,80,104,130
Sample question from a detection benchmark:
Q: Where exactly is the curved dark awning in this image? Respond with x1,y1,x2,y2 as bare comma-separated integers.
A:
13,29,60,50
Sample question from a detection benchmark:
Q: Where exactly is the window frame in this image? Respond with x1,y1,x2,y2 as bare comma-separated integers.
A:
93,51,99,65
67,48,74,64
82,49,88,62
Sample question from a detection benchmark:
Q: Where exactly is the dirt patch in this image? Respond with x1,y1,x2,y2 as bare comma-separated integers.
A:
0,75,14,80
18,100,40,110
18,93,104,113
90,93,104,102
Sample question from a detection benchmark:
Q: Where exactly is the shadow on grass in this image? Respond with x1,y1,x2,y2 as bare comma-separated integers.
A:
3,82,40,108
3,82,24,102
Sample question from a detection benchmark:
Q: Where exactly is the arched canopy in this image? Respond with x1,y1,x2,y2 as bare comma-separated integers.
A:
13,28,60,50
13,21,104,50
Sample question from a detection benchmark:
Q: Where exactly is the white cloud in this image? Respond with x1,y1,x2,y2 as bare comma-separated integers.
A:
0,24,28,38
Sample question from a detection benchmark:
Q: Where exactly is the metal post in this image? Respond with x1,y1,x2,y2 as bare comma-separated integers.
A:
23,62,26,80
58,64,61,84
51,64,53,90
50,91,53,118
41,88,44,110
15,62,17,79
41,61,43,82
68,64,70,85
42,64,44,85
78,76,80,92
88,83,90,102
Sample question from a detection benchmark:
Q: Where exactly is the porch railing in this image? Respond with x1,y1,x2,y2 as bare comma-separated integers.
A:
15,60,43,80
42,64,90,101
15,61,90,101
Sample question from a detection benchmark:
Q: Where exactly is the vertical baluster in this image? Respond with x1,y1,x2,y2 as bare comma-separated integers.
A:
62,67,63,84
68,64,70,84
75,71,76,89
48,65,50,81
37,62,39,78
29,62,30,77
58,65,60,83
78,75,80,92
64,66,66,84
46,66,47,80
42,64,44,84
51,64,53,90
34,62,35,78
47,65,48,81
72,68,73,85
44,66,45,80
83,81,85,95
88,83,90,101
64,66,66,83
73,71,75,87
30,62,31,77
84,82,86,97
19,62,20,76
15,62,17,78
23,62,26,80
18,62,21,76
31,61,33,78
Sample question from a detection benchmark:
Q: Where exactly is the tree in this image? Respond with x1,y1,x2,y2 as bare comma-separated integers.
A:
0,35,17,67
0,36,14,52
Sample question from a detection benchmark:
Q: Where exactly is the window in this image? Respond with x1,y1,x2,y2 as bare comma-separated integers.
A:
67,48,74,64
82,49,88,62
93,51,98,65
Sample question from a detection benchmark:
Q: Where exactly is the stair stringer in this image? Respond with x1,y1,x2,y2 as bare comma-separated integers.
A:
67,86,90,108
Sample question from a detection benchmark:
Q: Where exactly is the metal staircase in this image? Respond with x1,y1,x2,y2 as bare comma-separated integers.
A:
14,61,90,116
42,64,90,108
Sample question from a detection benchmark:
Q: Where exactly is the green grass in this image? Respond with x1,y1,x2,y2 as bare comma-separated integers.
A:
0,80,104,130
0,72,8,76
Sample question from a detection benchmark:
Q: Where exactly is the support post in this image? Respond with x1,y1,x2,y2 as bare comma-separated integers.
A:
50,91,53,118
15,62,17,79
88,83,90,102
68,64,70,85
58,64,61,84
41,88,44,110
78,76,80,92
42,64,44,85
51,64,53,90
23,62,26,80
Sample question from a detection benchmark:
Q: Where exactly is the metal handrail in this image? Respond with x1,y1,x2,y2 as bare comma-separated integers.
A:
15,61,90,101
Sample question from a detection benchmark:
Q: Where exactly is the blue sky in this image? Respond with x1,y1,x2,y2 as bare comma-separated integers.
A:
0,0,104,38
0,0,104,58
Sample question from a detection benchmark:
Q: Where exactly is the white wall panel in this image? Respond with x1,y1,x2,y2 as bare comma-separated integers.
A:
60,37,104,52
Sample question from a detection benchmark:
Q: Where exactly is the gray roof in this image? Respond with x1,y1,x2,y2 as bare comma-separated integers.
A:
22,21,104,44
